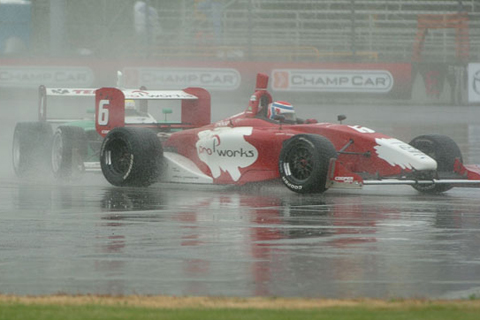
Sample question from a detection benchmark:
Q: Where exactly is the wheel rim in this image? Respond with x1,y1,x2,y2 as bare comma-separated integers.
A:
51,132,63,173
286,142,314,181
106,139,133,176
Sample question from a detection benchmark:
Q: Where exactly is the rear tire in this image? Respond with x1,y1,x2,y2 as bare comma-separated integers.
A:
100,127,163,187
409,134,462,194
279,134,337,194
51,126,88,179
12,122,53,177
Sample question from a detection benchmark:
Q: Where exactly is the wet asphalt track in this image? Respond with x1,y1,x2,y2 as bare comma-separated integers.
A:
1,100,480,299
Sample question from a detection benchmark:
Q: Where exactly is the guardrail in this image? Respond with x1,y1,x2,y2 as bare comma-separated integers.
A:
135,45,379,62
24,0,480,62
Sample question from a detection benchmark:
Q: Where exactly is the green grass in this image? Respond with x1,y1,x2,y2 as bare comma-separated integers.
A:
1,303,480,320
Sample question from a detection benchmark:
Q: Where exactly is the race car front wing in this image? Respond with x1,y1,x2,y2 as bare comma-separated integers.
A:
327,158,480,189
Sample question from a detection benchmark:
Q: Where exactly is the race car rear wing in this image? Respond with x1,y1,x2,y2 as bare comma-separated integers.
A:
38,85,97,121
95,87,210,137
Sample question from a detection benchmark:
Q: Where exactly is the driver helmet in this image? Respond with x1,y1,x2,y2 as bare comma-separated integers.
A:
267,101,296,121
125,99,136,110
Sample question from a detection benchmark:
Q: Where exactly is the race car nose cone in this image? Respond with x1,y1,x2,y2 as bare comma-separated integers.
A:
374,138,437,171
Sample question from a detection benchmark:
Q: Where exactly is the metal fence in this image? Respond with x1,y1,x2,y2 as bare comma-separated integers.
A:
5,0,480,62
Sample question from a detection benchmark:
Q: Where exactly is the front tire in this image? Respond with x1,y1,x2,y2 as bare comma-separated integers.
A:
409,134,462,194
279,134,337,194
51,126,87,179
100,127,163,187
12,122,53,177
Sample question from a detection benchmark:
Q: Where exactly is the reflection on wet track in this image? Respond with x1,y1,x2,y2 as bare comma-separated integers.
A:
1,102,480,299
0,175,479,299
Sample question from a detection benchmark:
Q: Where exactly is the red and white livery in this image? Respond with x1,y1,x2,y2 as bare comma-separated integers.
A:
95,73,480,194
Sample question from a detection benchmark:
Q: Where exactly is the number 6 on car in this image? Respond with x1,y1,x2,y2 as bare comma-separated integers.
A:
95,88,125,137
97,100,110,125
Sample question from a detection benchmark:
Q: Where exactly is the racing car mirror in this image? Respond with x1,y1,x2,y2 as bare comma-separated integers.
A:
273,114,286,130
38,85,47,121
162,108,173,121
273,114,286,123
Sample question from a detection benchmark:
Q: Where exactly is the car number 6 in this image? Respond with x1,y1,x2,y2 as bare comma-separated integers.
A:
98,100,110,125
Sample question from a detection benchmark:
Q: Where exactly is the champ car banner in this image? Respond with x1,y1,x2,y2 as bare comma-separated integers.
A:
123,67,241,91
0,66,94,88
0,60,412,98
271,69,394,93
468,63,480,103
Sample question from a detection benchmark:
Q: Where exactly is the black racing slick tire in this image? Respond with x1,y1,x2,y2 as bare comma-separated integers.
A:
409,134,463,194
100,127,163,187
51,126,88,179
279,134,337,194
12,122,53,177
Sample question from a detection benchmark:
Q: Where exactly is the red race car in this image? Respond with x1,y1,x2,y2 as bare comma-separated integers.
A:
95,73,480,194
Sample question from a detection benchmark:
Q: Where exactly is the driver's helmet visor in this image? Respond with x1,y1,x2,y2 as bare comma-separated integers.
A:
268,101,296,121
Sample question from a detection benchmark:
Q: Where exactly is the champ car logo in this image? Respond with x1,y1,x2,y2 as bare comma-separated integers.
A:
123,67,241,91
271,69,394,93
0,66,94,88
273,71,289,89
196,127,258,181
374,138,437,171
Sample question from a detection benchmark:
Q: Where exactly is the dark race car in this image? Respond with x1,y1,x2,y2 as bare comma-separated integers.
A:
12,86,164,179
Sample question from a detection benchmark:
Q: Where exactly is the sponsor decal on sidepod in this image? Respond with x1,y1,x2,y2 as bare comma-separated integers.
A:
196,127,258,181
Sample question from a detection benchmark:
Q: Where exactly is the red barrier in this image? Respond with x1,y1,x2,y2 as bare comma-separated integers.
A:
0,59,412,99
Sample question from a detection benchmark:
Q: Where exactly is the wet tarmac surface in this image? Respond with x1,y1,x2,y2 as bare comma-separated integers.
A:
1,101,480,299
0,176,479,299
